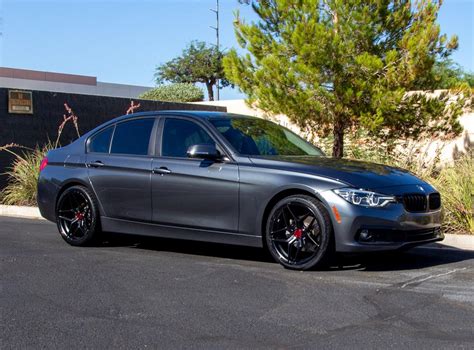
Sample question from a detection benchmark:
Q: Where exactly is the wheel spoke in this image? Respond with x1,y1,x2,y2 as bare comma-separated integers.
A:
59,209,75,214
69,220,78,236
287,241,301,264
304,217,316,232
287,242,293,262
281,208,289,228
72,192,85,211
273,235,297,244
77,224,86,237
67,195,75,211
306,233,320,248
271,227,288,235
71,221,86,237
58,215,73,222
286,204,298,223
299,211,311,223
293,244,301,263
312,223,321,236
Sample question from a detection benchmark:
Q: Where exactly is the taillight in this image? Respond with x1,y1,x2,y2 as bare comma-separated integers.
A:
39,157,48,172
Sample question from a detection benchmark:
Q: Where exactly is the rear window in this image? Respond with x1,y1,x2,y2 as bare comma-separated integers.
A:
110,118,155,156
87,126,114,153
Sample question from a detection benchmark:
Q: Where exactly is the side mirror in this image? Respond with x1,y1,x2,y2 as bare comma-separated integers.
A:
187,144,221,161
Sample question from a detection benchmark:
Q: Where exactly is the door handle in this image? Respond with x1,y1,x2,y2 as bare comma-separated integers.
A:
152,167,172,175
87,161,104,168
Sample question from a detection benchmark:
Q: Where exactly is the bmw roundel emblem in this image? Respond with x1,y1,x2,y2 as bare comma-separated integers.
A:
417,185,425,192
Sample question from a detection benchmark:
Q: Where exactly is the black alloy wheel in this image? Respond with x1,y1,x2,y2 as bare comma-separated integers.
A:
266,195,333,270
56,186,100,246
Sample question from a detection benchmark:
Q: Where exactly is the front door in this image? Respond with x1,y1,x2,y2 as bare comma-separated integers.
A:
86,117,156,222
151,117,239,232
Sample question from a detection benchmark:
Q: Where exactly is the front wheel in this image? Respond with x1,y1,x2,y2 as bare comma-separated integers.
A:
56,185,101,246
265,195,333,270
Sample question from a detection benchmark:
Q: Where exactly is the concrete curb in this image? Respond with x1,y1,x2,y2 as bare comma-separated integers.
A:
426,234,474,252
0,205,473,250
0,205,44,220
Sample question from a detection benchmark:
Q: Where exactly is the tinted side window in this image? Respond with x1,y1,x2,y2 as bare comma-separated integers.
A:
88,126,114,153
210,118,323,156
162,119,215,158
110,118,155,156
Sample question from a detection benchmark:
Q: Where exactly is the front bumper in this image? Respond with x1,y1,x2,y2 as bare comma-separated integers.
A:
319,190,443,253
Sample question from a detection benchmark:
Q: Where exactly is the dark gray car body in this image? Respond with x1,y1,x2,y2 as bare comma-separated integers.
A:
38,111,443,252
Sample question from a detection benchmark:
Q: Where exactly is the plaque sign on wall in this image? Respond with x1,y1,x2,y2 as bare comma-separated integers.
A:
8,90,33,114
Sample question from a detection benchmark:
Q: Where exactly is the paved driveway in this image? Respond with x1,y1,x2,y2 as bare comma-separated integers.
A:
1,216,473,349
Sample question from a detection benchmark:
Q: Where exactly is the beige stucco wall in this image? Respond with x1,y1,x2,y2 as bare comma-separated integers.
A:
194,99,473,162
193,99,301,133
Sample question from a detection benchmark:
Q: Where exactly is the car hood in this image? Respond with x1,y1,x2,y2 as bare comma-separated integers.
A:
249,156,431,193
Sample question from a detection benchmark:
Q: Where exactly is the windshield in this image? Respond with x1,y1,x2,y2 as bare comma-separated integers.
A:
210,118,324,157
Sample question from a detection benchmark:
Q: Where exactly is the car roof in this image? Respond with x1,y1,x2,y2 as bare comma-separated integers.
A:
111,110,258,123
82,110,262,140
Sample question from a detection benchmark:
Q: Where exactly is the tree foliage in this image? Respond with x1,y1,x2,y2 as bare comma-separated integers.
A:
225,0,467,157
155,41,229,101
414,58,474,89
139,83,204,102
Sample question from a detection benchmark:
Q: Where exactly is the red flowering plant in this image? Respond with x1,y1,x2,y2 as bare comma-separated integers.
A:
0,104,81,206
126,100,141,115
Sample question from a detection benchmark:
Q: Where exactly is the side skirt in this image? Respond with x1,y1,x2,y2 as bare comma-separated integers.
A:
100,217,263,248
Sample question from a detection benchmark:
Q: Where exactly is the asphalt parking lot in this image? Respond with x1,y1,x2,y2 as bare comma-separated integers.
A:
1,216,473,349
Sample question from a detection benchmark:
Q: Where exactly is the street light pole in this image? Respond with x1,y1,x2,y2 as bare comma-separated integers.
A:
210,0,220,101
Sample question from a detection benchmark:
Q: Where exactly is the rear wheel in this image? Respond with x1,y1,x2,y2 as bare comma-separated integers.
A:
56,186,101,246
265,195,333,270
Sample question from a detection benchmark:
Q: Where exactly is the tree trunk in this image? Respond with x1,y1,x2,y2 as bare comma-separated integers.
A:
332,119,344,158
206,83,214,101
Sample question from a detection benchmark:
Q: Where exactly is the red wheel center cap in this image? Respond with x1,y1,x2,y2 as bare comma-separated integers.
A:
293,228,303,239
76,212,84,221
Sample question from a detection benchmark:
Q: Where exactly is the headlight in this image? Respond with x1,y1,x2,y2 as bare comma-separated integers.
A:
333,188,396,208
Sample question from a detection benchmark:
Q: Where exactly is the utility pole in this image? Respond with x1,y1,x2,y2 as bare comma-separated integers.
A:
210,0,220,100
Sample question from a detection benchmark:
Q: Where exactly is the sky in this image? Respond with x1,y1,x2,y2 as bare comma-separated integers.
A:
0,0,472,100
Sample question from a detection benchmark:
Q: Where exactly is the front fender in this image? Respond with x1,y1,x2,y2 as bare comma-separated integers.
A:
238,164,346,238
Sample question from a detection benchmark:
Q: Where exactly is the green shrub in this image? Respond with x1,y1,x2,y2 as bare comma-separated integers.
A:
0,143,53,206
139,83,204,102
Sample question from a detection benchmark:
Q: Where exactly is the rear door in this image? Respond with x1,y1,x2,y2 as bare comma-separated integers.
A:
151,116,240,232
86,117,157,222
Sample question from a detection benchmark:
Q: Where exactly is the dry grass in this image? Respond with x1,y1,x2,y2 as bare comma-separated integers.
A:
429,152,474,234
0,143,53,206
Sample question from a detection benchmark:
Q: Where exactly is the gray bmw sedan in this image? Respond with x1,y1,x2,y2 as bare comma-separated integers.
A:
37,111,443,270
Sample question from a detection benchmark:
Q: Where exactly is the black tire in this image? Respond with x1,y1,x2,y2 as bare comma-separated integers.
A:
55,185,101,246
265,195,333,270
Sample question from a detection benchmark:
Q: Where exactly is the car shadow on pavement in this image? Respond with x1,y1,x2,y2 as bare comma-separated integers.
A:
100,233,474,271
100,232,274,264
329,247,474,272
